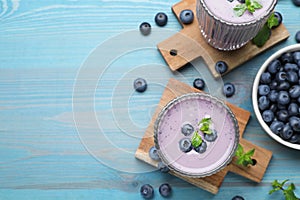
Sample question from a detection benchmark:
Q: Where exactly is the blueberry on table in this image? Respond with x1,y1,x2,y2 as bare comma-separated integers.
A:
140,184,154,199
270,121,284,135
157,162,170,173
258,96,270,111
272,12,282,28
181,123,194,136
193,78,205,90
148,146,160,161
232,195,245,200
154,12,168,27
262,110,275,124
133,78,147,92
280,52,294,64
204,129,218,142
179,9,194,24
215,61,228,74
281,123,293,140
139,22,151,36
159,183,172,197
223,83,235,97
296,31,300,43
258,84,270,96
194,140,207,153
179,138,193,153
267,59,281,74
292,0,300,7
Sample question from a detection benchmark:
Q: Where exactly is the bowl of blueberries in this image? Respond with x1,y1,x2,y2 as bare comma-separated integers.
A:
252,44,300,150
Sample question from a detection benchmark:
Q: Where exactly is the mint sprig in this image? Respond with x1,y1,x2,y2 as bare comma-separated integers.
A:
198,117,213,134
234,0,262,17
235,144,255,167
252,13,279,47
269,179,299,200
191,131,202,148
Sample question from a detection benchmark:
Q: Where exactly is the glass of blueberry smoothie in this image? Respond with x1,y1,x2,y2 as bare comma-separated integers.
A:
154,93,239,177
196,0,277,50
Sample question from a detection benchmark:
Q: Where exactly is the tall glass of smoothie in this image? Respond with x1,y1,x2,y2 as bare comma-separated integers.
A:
196,0,277,50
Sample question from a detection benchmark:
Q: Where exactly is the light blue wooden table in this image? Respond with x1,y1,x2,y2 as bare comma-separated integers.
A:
1,0,300,199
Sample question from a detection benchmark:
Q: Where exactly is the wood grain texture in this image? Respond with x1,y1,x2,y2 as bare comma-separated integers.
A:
0,0,300,199
157,0,290,77
135,78,272,194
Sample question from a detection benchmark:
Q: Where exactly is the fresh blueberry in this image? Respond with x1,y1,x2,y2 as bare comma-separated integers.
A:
159,183,172,197
215,61,228,74
149,146,160,161
289,116,300,132
179,9,194,24
280,123,294,140
204,129,218,142
237,0,245,3
194,141,207,153
277,91,290,105
140,184,154,199
272,12,282,28
277,110,289,122
232,196,245,200
262,110,275,123
281,52,294,64
296,31,300,43
288,102,299,116
267,59,281,74
260,72,272,84
139,22,151,36
193,78,205,90
181,123,194,136
289,134,300,144
287,71,298,83
277,81,290,91
223,83,235,97
275,71,287,82
258,96,270,111
277,103,287,110
270,104,278,113
270,121,284,135
284,63,299,72
134,78,147,92
292,0,300,6
179,138,193,153
269,80,279,90
155,12,168,27
258,84,270,96
268,90,279,102
293,52,300,63
157,162,170,173
289,85,300,98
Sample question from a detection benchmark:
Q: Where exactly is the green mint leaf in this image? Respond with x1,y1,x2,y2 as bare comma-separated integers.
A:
235,144,244,157
199,117,213,134
245,148,255,157
252,24,271,47
247,5,255,13
234,0,262,17
267,13,279,29
235,144,255,167
283,189,298,200
234,4,247,17
200,117,211,124
252,1,263,9
245,0,251,7
191,131,202,148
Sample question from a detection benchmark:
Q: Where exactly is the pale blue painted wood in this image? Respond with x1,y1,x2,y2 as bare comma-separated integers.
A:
0,0,300,199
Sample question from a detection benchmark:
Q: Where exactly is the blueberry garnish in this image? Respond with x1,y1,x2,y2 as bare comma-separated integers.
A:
237,0,245,3
232,196,245,200
193,78,205,90
179,9,194,24
223,82,236,97
157,162,170,173
140,184,154,199
148,146,160,161
179,138,193,153
139,22,151,36
155,12,168,27
194,140,207,153
181,123,194,136
204,129,218,142
215,61,228,74
295,31,300,43
134,78,147,92
159,183,172,197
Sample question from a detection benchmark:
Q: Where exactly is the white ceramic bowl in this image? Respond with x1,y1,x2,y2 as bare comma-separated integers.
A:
252,44,300,150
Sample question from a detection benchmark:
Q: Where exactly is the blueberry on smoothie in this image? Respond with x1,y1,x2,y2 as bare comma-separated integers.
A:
204,129,218,142
179,138,193,153
194,141,207,153
181,123,194,136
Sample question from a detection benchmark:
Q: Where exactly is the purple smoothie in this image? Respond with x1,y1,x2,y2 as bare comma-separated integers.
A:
154,93,239,177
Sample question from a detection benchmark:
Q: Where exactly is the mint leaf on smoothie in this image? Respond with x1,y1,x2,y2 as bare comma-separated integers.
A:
234,4,247,17
198,117,213,134
234,0,262,17
191,131,203,148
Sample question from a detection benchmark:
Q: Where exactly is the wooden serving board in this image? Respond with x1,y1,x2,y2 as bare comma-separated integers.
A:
135,78,272,194
157,0,290,77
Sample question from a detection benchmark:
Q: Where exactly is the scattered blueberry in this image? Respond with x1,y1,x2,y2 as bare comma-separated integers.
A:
267,59,281,74
204,129,218,142
281,52,294,64
181,123,194,136
148,146,160,161
159,183,172,197
194,140,207,153
215,61,228,74
179,138,193,153
157,162,170,173
258,84,270,96
296,31,300,43
272,12,282,28
262,110,275,123
140,184,154,199
155,12,168,27
193,78,205,90
232,195,245,200
179,9,194,24
223,83,236,97
134,78,147,92
292,0,300,7
139,22,151,36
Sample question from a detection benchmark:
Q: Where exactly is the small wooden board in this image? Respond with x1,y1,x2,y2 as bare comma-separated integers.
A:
135,79,272,194
157,0,290,77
